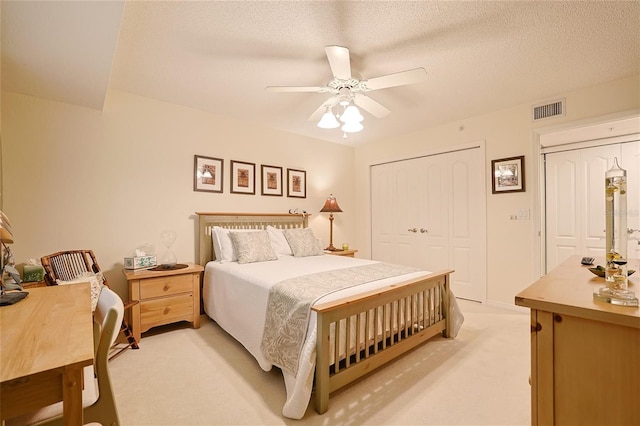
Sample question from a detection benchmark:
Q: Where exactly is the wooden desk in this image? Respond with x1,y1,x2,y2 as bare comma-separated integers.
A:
515,256,640,425
1,284,94,425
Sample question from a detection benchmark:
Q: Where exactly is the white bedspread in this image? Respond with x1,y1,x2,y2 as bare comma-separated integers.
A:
203,254,457,419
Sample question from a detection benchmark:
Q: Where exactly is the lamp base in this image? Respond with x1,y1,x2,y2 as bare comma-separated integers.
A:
593,287,639,307
325,245,339,251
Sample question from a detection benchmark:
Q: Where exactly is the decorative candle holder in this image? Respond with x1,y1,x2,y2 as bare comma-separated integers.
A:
594,158,638,306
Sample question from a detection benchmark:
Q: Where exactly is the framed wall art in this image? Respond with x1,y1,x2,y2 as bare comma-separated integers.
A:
230,160,255,194
261,164,283,196
193,155,223,193
287,168,306,198
491,155,525,194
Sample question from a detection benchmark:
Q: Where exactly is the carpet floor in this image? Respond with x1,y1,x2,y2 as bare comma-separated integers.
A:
109,299,531,425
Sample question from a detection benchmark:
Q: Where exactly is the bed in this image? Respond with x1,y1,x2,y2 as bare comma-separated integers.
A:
196,212,462,419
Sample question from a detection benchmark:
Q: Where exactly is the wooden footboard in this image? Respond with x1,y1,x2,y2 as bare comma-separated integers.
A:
311,269,453,414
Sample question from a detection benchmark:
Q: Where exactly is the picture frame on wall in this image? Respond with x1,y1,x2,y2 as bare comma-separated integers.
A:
287,168,306,198
261,164,283,196
491,155,525,194
230,160,256,194
193,155,223,193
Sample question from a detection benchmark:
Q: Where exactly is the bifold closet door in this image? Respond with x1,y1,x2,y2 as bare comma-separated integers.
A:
371,148,486,302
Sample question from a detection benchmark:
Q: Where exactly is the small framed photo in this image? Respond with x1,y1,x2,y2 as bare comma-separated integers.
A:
491,156,525,194
261,164,283,196
287,168,306,198
194,155,223,193
230,160,256,194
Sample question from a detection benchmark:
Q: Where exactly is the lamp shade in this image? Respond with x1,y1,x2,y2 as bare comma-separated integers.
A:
317,107,340,129
0,211,14,244
340,105,363,123
341,121,364,133
319,194,343,213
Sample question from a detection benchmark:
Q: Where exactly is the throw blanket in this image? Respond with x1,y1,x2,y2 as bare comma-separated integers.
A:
261,263,420,375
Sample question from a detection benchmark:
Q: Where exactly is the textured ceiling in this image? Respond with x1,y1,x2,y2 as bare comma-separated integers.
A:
2,1,639,145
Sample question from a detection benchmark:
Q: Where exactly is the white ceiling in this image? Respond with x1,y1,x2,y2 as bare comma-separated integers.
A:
2,1,639,145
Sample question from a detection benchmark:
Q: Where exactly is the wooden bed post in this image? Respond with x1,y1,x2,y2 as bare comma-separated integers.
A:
315,315,330,414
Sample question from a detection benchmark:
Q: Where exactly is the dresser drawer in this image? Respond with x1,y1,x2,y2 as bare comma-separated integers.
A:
139,274,193,299
140,294,193,331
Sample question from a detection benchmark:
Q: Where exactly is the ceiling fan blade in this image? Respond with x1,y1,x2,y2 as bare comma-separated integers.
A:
353,94,391,119
307,96,338,121
265,86,326,93
325,46,352,80
363,68,427,91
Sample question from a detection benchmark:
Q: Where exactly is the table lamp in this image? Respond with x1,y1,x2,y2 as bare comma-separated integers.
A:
319,194,343,251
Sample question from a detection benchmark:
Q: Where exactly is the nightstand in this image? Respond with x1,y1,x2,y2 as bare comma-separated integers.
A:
123,263,203,342
325,249,358,258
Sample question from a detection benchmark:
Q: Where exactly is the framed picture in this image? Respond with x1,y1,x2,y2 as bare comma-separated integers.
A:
261,164,283,196
287,168,306,198
491,156,525,194
230,160,255,194
194,155,223,193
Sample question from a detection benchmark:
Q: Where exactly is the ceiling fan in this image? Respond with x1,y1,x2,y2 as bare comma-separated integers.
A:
266,46,427,134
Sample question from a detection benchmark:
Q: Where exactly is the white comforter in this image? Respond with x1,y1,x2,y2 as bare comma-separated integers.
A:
202,254,452,419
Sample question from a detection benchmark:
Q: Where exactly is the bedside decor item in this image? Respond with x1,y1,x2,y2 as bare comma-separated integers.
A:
159,230,178,268
0,211,28,306
23,260,45,282
594,158,638,306
491,156,525,194
287,168,306,198
261,164,283,196
194,155,223,193
231,160,256,194
319,194,343,251
124,254,157,270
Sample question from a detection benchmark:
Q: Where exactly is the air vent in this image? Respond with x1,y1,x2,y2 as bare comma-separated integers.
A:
532,99,565,121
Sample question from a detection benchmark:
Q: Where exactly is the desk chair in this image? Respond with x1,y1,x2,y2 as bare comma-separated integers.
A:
6,286,124,426
41,250,139,359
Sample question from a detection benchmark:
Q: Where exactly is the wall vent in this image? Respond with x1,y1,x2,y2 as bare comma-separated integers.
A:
532,98,565,121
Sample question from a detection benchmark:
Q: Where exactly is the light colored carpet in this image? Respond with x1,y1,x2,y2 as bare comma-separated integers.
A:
109,300,531,425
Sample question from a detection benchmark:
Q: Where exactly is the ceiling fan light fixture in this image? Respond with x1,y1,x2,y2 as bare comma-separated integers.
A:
342,121,364,133
340,105,363,123
317,107,340,129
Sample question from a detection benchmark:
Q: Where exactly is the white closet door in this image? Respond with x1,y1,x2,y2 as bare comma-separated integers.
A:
545,142,639,271
371,147,486,302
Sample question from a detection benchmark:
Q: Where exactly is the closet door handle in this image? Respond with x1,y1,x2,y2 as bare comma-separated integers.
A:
408,228,417,233
420,228,428,233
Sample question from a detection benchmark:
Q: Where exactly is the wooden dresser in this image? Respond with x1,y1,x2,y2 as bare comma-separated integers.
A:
515,256,639,425
123,263,203,341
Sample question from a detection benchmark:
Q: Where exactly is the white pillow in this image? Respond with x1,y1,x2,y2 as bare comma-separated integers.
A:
266,225,293,256
229,230,278,264
212,227,256,262
57,271,104,312
282,228,324,257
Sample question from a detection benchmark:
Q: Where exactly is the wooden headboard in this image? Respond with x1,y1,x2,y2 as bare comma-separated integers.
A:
196,212,308,266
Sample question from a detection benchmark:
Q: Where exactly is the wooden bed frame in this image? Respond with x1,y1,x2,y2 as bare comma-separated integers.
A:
196,212,453,415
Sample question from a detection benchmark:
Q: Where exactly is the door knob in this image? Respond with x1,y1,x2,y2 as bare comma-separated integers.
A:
408,228,417,233
420,228,428,233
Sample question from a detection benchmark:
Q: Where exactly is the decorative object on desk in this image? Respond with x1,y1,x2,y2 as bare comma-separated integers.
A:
319,194,343,251
0,211,28,306
194,155,223,193
594,158,638,307
230,160,256,194
287,168,306,198
491,156,525,194
261,164,283,196
149,263,189,271
342,243,349,250
159,230,178,268
589,265,635,278
23,259,45,282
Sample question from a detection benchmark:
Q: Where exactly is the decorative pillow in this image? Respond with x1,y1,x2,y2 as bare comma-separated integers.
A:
57,271,104,312
266,225,293,256
212,227,256,262
282,228,324,257
229,230,278,264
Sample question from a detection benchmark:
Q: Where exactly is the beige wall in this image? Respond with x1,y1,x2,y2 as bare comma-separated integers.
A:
354,75,640,307
2,89,356,298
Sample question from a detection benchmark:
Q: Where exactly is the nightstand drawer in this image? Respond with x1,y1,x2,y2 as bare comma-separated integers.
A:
140,294,193,328
139,274,192,299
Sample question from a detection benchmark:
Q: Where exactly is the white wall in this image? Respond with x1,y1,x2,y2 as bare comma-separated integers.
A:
2,89,356,298
354,75,640,307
